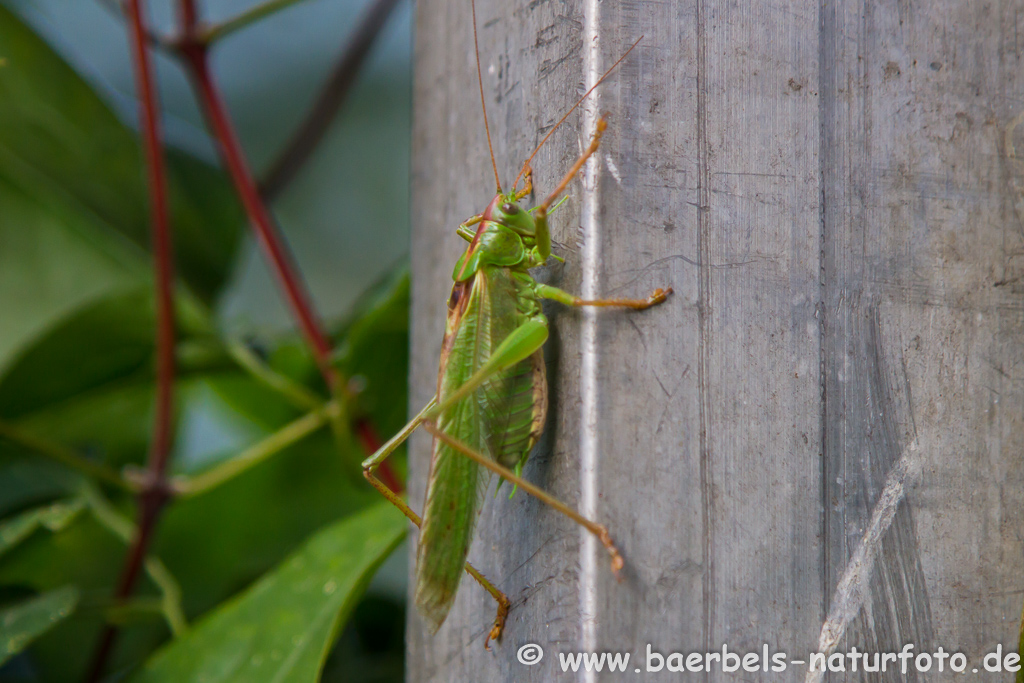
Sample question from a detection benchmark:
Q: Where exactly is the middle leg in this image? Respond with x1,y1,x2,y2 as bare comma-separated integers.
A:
536,283,673,310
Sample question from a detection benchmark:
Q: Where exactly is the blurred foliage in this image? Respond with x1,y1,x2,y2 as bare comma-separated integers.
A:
129,504,404,683
0,6,410,683
0,4,243,308
0,586,79,667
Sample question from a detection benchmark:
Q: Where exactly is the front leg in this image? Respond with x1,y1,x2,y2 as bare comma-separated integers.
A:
457,214,483,242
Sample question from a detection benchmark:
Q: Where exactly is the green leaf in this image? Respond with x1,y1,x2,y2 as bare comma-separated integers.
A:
0,498,85,559
0,287,223,470
0,512,142,681
155,433,380,636
0,173,146,375
0,289,159,419
0,6,243,374
0,456,83,518
0,286,212,413
0,585,79,667
131,503,405,683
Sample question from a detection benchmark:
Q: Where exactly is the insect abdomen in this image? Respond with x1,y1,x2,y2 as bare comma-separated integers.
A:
489,350,546,469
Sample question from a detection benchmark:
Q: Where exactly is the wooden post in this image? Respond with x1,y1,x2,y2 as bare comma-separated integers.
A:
408,0,1024,680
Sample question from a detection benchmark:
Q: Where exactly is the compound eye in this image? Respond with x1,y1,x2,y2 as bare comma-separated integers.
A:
501,203,519,215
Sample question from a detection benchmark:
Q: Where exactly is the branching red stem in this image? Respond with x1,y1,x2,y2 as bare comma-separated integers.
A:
175,0,400,491
87,3,403,677
177,21,334,386
84,0,176,680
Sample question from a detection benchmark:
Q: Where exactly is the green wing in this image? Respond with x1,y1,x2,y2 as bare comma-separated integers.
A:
414,266,531,632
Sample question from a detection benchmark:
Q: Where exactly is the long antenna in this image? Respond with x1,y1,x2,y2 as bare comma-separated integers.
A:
511,36,642,192
472,0,502,193
537,117,607,213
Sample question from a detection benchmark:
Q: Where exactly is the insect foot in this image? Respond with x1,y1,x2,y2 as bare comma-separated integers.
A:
596,524,625,582
484,598,510,650
646,287,674,308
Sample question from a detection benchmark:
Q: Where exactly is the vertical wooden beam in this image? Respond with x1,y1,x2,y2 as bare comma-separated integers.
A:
409,0,1024,680
820,0,1024,671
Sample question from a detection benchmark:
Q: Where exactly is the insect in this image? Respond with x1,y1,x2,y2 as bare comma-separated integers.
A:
362,0,672,648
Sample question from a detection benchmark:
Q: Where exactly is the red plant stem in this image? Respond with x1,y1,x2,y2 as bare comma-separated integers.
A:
176,0,400,492
177,50,334,385
84,0,176,680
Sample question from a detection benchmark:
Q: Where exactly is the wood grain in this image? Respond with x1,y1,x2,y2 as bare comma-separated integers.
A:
408,0,1024,680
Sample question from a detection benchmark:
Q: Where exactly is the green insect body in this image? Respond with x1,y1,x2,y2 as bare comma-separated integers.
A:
360,13,668,647
415,194,551,628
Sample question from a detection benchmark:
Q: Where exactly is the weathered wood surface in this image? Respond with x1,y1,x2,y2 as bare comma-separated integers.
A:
408,0,1024,680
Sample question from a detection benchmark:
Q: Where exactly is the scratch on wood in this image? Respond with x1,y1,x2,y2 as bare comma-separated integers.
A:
694,0,715,656
604,154,622,185
804,438,921,683
539,39,582,79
